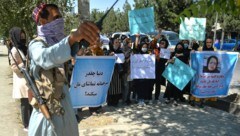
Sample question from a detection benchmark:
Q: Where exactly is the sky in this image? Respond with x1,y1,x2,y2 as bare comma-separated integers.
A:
89,0,135,12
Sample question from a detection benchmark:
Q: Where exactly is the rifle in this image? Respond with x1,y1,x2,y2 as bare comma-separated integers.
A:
9,46,57,136
79,0,119,48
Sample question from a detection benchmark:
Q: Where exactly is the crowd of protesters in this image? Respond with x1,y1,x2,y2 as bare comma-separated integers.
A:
102,32,207,108
5,26,218,132
4,3,221,135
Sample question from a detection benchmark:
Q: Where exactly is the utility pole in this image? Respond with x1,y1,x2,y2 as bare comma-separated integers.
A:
213,12,218,42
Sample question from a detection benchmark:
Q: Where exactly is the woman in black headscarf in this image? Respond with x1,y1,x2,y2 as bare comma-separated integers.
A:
164,42,188,106
154,38,169,102
203,55,220,73
9,27,28,56
9,27,32,131
107,38,123,106
199,37,217,51
190,37,218,107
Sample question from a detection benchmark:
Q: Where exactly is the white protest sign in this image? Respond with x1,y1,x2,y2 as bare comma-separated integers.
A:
69,56,116,108
114,53,125,63
160,48,171,59
130,54,155,79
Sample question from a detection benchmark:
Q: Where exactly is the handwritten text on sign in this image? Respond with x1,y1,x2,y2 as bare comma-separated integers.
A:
70,56,115,108
130,54,155,79
179,17,206,41
160,48,171,59
162,58,196,90
128,7,155,35
191,51,238,98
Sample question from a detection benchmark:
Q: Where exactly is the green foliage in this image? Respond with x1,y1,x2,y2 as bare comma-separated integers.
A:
90,0,131,34
0,0,38,39
0,0,77,40
179,0,240,33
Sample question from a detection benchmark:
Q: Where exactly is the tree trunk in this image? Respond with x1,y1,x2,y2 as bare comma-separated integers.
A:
234,32,239,51
78,0,90,22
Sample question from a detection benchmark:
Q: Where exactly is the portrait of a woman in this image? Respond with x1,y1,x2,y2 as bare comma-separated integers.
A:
203,55,220,73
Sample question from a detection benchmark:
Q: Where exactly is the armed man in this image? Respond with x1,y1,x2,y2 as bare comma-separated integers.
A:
28,3,100,136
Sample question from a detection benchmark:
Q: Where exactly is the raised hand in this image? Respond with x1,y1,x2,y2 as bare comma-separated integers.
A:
69,21,100,47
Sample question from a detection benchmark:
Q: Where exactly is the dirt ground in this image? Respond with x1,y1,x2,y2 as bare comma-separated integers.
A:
0,45,27,136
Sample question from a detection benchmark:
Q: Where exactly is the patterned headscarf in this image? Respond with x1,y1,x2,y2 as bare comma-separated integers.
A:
32,3,65,46
32,3,46,23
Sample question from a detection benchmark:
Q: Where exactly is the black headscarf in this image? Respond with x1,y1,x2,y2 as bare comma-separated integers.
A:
9,27,28,56
174,42,185,54
202,37,214,51
138,42,149,54
109,37,122,53
159,38,169,49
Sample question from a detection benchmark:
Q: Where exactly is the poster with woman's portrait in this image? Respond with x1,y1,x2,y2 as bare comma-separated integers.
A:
202,55,221,73
191,51,238,98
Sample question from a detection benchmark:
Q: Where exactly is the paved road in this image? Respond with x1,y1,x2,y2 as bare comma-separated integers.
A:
0,44,239,136
0,44,27,136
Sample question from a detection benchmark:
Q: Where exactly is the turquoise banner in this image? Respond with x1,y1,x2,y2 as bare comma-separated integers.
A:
162,58,196,90
191,51,238,98
179,17,206,41
128,7,155,35
69,56,115,108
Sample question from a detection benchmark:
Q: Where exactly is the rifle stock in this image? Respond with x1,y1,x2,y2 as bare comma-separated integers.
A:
9,47,57,135
38,104,51,119
20,66,57,135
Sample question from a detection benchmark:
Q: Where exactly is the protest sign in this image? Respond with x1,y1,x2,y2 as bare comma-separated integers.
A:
179,17,206,41
191,51,238,98
69,56,115,108
160,48,171,59
130,54,155,79
114,53,125,63
128,7,155,34
162,58,196,90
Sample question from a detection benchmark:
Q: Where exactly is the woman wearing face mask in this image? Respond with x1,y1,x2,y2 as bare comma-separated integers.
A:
150,33,169,103
9,27,33,131
134,40,153,106
107,38,123,106
178,40,192,102
164,42,188,106
182,40,190,49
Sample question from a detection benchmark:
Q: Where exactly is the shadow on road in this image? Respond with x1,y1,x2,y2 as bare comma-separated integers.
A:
79,102,240,136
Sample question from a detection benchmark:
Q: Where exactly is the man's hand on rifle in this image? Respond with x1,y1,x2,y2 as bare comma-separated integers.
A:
69,21,100,47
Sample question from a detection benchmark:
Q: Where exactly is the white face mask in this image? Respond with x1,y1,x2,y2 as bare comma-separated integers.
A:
113,46,119,50
184,43,188,49
141,48,147,52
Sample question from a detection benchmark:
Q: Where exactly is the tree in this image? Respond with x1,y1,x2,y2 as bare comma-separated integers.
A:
102,9,118,33
0,0,38,39
179,0,240,49
0,0,77,40
119,0,132,32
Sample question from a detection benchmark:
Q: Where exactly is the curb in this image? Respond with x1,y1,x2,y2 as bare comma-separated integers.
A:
205,93,240,116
